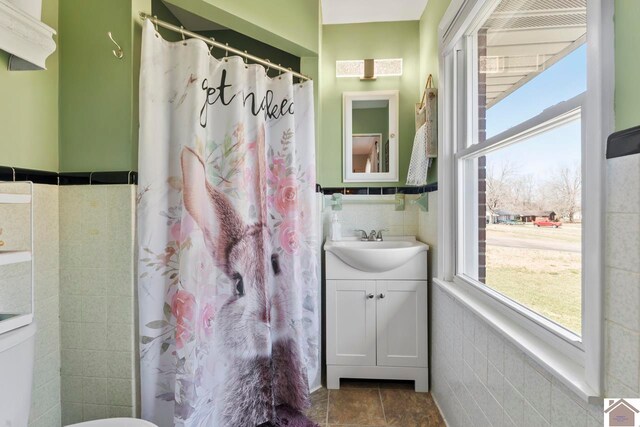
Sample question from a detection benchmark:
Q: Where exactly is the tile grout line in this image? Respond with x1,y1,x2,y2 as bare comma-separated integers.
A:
325,389,329,426
378,385,388,426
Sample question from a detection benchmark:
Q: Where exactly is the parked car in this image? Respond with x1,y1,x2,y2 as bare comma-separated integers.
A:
534,219,562,228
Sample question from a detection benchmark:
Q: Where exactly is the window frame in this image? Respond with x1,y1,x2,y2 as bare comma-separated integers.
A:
436,0,613,399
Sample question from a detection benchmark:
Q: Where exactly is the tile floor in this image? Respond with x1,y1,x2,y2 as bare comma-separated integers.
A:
305,379,445,427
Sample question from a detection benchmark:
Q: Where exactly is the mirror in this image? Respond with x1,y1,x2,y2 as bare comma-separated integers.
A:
343,91,399,182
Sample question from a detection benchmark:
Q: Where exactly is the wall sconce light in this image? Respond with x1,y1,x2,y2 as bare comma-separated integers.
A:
336,58,403,79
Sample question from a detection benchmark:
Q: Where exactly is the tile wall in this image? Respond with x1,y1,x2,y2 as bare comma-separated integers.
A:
431,286,603,427
30,185,62,427
604,153,640,398
429,152,640,427
321,194,423,239
59,185,137,424
417,192,438,279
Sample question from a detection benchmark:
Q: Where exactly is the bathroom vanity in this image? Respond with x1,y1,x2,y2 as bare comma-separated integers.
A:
324,237,429,392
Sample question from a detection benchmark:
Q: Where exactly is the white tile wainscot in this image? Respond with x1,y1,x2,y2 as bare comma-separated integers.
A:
59,185,137,423
321,194,422,239
32,185,61,427
428,154,640,426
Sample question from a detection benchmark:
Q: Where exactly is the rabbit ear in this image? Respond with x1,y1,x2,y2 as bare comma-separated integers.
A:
256,124,267,223
181,147,245,270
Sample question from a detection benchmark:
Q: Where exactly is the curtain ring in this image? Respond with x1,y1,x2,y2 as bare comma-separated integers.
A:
180,26,186,45
209,38,215,56
153,15,158,32
244,51,249,68
224,43,229,62
278,64,282,80
265,59,271,76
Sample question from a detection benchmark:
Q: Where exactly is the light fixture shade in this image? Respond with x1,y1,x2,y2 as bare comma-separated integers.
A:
374,58,403,77
336,60,364,78
336,58,403,78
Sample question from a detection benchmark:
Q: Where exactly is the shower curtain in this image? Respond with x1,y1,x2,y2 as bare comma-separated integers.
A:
137,20,319,427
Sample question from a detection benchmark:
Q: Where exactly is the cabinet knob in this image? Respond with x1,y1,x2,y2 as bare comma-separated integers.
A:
378,293,386,299
367,293,375,299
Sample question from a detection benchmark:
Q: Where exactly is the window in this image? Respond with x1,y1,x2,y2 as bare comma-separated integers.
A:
438,0,613,398
466,16,587,336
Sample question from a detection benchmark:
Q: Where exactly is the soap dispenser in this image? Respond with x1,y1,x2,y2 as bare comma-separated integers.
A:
330,213,342,241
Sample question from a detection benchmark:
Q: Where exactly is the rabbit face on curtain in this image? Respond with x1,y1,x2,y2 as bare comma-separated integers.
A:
137,20,319,427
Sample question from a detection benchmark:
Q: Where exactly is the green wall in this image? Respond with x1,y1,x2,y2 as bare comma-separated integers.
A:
162,0,319,56
614,0,640,131
199,30,301,77
59,0,150,172
419,0,450,89
0,0,59,171
319,21,420,187
419,0,450,184
5,0,638,176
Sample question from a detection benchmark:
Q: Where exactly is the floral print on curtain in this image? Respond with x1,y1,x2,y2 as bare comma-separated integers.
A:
137,20,319,427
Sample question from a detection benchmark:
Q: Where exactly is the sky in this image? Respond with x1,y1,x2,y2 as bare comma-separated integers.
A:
484,45,586,179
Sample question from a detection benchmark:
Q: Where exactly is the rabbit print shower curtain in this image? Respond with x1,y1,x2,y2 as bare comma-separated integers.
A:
137,20,319,427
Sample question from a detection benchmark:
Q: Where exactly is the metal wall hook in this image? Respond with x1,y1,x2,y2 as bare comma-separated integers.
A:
107,32,124,59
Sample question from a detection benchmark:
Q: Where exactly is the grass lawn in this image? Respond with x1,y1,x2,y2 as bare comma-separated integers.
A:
485,224,582,335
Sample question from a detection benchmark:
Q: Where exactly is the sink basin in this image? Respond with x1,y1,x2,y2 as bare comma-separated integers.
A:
324,238,428,273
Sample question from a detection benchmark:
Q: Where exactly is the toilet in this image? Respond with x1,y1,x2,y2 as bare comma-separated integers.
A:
0,322,36,427
0,321,156,427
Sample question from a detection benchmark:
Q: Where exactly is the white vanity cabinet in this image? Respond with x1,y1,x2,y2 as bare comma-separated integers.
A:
324,238,429,392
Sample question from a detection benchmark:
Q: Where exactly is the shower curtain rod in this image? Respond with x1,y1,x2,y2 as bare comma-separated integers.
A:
139,12,312,81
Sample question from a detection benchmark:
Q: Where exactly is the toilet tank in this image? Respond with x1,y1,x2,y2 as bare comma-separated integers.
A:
0,322,36,427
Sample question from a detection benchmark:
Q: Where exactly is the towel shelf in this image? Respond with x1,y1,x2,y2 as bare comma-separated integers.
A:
0,194,31,204
326,193,428,212
327,193,406,211
0,251,32,266
0,183,34,336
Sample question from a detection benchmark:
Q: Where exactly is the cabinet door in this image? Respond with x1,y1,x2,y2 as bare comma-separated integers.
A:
326,280,376,366
376,281,427,367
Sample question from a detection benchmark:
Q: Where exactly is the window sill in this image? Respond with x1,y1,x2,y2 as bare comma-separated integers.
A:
433,278,600,402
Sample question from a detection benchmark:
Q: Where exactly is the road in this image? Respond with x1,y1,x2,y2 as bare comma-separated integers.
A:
487,235,580,252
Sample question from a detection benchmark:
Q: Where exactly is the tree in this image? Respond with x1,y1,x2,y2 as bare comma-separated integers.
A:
510,174,539,211
486,161,516,214
546,165,581,222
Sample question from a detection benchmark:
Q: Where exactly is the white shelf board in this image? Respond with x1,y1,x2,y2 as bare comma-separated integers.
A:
0,193,31,204
0,251,32,266
0,314,33,338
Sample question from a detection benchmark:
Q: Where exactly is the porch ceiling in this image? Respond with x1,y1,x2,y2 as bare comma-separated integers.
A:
481,0,586,109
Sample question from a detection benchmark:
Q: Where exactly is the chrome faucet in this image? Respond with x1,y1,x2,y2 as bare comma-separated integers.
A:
355,229,386,241
355,229,369,241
